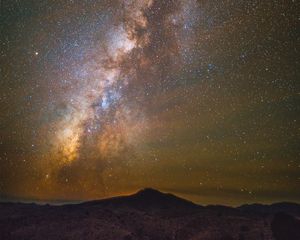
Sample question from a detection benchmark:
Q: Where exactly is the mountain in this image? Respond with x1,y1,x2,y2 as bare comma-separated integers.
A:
0,189,300,240
81,188,201,214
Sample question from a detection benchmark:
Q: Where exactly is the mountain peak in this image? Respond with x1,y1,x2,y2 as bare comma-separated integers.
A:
135,188,164,196
128,188,200,211
81,188,199,212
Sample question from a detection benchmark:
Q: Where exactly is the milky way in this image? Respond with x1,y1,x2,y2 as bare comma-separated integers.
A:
0,0,299,205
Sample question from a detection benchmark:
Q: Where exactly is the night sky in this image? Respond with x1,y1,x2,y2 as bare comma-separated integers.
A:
0,0,299,206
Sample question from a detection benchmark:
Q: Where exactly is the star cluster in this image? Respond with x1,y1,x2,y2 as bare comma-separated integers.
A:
0,0,299,205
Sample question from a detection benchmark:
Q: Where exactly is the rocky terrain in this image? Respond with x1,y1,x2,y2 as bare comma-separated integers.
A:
1,188,300,240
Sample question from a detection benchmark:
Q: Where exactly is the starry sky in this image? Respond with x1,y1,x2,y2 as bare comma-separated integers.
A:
0,0,299,206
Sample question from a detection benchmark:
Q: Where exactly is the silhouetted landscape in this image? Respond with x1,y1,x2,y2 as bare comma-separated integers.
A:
1,189,300,240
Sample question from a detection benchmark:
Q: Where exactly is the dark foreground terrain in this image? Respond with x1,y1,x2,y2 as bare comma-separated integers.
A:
1,188,300,240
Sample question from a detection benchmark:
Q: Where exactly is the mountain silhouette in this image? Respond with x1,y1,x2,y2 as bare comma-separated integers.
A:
82,188,200,213
1,189,300,240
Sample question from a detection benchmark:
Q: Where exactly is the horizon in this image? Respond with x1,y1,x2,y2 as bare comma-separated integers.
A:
1,187,300,207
